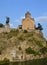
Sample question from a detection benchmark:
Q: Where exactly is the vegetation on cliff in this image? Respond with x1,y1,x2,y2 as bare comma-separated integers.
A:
0,29,47,61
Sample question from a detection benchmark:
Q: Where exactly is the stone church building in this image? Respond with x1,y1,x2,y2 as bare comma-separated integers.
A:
0,12,35,33
22,12,35,31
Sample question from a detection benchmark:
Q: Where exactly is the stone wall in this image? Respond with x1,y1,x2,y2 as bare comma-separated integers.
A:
0,25,10,33
22,12,35,31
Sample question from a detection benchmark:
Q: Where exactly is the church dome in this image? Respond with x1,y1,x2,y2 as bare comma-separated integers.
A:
25,12,31,18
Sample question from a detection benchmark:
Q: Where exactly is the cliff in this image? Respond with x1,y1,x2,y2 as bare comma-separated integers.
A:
0,29,47,61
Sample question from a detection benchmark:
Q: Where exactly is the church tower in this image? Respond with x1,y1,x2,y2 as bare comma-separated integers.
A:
22,12,35,31
25,12,31,18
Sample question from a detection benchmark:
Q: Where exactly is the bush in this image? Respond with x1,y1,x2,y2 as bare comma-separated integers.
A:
0,23,4,27
35,40,43,47
10,29,19,33
7,34,12,39
28,38,33,42
0,58,10,65
19,47,22,50
3,58,9,62
25,47,36,54
0,50,2,55
10,29,19,36
46,41,47,44
39,47,47,54
18,35,25,41
4,32,8,34
26,33,33,37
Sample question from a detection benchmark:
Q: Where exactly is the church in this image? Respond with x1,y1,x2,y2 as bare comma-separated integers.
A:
18,12,35,31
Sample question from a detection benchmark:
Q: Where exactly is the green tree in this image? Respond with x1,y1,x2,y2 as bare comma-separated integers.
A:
36,23,43,31
0,23,4,27
38,23,43,31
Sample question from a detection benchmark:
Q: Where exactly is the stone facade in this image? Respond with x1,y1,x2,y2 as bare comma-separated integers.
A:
0,24,10,33
22,12,35,31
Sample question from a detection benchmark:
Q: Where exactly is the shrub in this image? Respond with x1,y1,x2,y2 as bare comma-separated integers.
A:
37,41,43,47
0,58,10,65
3,58,10,63
10,29,19,33
7,34,12,39
18,35,25,41
25,47,36,54
35,40,43,47
19,47,22,50
0,50,2,55
39,47,47,54
46,41,47,44
0,23,4,27
26,33,33,37
4,32,8,34
10,29,19,36
28,38,33,42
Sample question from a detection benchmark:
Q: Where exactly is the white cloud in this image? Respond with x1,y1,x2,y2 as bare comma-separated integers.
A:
35,16,47,22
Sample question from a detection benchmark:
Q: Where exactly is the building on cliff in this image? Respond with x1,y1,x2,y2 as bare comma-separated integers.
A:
22,12,35,30
18,12,35,31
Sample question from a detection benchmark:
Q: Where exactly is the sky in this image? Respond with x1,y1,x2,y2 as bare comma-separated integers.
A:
0,0,47,40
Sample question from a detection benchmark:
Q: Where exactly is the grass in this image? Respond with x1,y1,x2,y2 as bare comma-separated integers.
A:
18,35,25,41
36,40,43,47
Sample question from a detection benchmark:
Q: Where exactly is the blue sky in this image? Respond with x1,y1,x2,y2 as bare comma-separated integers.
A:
0,0,47,39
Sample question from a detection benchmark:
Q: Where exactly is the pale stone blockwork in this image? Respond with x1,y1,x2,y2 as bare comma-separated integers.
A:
22,12,35,31
0,24,10,33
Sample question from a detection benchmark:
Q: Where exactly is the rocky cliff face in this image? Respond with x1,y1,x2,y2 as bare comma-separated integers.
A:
0,29,47,61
